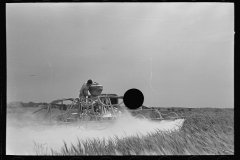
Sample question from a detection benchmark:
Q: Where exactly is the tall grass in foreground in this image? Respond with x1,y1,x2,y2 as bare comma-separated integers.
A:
37,108,234,155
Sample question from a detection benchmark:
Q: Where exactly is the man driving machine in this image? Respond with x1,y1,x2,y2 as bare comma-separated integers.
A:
79,79,93,102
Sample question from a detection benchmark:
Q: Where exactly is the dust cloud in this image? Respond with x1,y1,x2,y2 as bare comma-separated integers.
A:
6,106,184,155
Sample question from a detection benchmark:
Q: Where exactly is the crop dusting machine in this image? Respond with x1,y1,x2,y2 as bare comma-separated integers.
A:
33,83,183,130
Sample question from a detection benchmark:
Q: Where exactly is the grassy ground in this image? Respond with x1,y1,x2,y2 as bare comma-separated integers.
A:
42,108,233,155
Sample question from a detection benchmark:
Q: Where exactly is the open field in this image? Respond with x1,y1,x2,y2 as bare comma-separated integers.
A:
6,105,233,155
47,108,233,155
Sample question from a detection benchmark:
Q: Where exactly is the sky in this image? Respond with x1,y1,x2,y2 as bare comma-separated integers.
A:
6,3,234,108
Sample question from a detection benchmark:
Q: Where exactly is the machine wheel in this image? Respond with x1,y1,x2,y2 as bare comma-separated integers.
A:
165,112,179,119
134,114,146,120
151,109,163,120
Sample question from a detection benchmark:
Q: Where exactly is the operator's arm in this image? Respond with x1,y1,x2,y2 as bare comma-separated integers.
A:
87,90,91,97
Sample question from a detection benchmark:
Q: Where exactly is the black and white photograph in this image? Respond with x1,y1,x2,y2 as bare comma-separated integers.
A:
6,3,234,155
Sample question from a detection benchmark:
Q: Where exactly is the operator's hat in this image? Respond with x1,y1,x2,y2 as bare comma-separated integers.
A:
87,79,93,84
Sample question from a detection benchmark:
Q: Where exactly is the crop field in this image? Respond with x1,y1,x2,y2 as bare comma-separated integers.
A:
31,107,233,155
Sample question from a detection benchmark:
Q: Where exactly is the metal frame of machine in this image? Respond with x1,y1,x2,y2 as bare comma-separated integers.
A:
32,94,124,123
33,94,183,124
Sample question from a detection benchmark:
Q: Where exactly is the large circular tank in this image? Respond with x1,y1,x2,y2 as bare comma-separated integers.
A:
89,83,103,97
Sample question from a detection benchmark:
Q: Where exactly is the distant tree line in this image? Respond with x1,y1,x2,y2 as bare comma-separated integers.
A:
155,107,194,112
20,102,48,107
